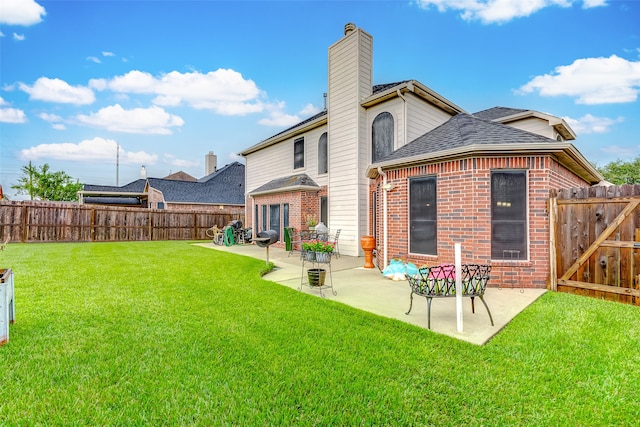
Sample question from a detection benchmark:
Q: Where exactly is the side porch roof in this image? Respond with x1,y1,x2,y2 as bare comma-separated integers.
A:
248,173,320,196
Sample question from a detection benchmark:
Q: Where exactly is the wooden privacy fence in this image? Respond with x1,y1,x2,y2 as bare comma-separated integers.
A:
550,184,640,305
0,201,244,243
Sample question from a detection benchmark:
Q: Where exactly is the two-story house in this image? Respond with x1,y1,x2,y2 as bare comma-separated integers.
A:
241,23,602,288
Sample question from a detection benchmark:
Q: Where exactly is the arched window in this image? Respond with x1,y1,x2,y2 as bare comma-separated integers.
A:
318,132,328,174
372,112,394,163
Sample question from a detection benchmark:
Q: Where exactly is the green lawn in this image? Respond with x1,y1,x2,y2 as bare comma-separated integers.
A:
1,241,639,425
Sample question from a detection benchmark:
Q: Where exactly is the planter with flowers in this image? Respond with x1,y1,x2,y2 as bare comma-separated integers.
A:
302,240,334,264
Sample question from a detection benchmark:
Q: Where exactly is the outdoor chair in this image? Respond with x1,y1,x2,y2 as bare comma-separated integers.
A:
327,229,341,258
287,228,302,257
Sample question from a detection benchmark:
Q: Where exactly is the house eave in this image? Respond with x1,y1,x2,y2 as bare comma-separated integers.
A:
361,80,466,116
240,115,327,156
367,143,602,184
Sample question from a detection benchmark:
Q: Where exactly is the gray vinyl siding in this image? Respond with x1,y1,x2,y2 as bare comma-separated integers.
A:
506,117,555,139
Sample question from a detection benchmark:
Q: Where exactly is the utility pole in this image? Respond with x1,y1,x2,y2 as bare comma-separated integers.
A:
116,144,119,186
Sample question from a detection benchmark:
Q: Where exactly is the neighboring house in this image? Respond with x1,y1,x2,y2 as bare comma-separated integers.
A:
80,161,245,214
241,23,602,288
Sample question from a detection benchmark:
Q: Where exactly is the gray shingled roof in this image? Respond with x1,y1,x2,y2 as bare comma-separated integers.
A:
149,162,245,204
473,106,529,121
250,173,319,194
378,113,557,162
83,179,147,193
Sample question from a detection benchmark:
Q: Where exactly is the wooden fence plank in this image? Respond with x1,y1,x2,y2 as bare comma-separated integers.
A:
560,200,640,281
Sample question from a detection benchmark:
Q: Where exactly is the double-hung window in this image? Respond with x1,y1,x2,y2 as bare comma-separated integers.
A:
491,170,527,260
293,137,304,169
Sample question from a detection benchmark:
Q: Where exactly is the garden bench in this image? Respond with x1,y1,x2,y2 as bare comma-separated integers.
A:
406,264,494,329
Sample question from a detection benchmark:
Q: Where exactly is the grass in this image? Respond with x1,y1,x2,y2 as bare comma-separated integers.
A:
1,241,639,425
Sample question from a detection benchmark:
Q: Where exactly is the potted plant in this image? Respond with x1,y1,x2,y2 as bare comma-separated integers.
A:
306,215,318,232
302,240,334,263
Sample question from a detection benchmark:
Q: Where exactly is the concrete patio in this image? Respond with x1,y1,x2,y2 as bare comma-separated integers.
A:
196,242,546,345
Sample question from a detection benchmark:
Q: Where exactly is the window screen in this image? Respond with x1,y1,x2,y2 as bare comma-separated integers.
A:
294,137,304,169
372,112,394,163
491,171,527,260
409,176,437,255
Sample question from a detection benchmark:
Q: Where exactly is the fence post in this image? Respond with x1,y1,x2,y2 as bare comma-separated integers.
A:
549,196,558,291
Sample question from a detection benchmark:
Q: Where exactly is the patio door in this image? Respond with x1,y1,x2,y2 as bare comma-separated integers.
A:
269,204,281,241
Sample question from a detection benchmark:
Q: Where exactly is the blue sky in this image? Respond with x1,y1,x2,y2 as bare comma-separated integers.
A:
1,0,639,200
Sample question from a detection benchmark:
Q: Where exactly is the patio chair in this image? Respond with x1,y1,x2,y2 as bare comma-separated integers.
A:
327,229,341,258
287,228,302,257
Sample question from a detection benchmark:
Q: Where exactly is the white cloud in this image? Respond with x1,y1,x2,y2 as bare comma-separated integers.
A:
19,77,95,105
519,55,640,104
0,0,46,26
75,104,184,135
600,144,640,158
13,33,25,41
18,137,158,164
563,114,624,134
102,51,115,57
38,112,63,122
164,154,199,168
0,107,27,123
299,103,321,117
38,112,66,129
0,96,27,123
415,0,606,24
101,69,265,115
87,56,101,64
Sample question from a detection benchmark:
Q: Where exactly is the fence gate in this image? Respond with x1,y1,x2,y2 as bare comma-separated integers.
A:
550,184,640,305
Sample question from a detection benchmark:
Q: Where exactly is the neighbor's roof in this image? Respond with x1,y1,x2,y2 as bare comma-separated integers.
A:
367,113,601,184
83,178,147,193
149,162,245,205
249,173,320,196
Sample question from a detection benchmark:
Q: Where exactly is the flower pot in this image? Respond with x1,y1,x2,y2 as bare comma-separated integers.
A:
304,251,316,261
360,235,376,268
307,268,326,287
315,252,331,263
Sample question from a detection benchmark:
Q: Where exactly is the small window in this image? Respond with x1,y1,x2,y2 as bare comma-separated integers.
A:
261,205,267,232
491,170,527,260
320,196,328,225
157,202,164,209
318,133,328,174
372,112,394,163
294,137,304,169
409,176,437,255
283,203,289,228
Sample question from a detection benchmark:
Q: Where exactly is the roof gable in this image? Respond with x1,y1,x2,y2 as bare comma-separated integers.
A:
379,113,556,162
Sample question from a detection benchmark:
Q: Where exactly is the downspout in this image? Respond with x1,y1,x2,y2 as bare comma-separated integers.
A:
377,166,389,269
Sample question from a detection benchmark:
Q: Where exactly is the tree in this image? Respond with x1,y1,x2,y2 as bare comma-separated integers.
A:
11,163,83,201
596,156,640,185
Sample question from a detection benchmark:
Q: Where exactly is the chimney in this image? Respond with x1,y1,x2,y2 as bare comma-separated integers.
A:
205,151,218,175
344,22,356,35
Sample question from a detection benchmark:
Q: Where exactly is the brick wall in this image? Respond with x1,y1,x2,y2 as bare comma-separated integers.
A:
247,188,326,248
371,155,590,289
